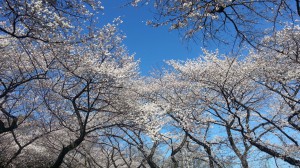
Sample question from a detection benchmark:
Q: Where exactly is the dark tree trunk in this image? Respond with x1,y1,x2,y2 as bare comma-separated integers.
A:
50,135,85,168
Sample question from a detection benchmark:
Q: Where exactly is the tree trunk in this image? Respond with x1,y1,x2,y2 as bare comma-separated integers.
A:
50,135,85,168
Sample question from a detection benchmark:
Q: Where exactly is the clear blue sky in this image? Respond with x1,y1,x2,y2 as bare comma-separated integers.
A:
101,1,202,75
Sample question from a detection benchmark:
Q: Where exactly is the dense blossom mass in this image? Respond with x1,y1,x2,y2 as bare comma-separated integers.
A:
0,0,300,167
0,0,103,42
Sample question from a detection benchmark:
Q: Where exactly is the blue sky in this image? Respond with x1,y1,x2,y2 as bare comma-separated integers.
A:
101,1,202,75
100,1,272,75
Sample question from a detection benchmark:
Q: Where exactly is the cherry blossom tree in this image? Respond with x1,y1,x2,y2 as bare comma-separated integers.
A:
0,35,58,167
0,0,104,42
127,25,300,167
245,25,300,166
0,16,143,167
0,1,163,167
132,0,299,48
149,26,300,166
40,19,140,167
